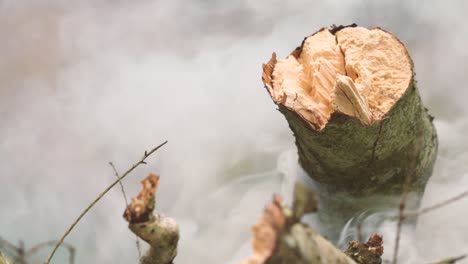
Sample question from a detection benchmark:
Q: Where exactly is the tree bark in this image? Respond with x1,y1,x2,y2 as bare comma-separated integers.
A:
262,25,438,238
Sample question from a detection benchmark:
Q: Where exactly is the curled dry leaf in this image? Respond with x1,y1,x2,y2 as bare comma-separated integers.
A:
123,173,160,224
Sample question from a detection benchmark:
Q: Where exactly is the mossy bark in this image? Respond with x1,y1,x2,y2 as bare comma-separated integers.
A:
280,78,437,239
282,78,437,196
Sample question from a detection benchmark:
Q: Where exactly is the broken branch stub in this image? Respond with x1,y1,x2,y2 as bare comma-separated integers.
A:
262,25,437,197
124,174,179,264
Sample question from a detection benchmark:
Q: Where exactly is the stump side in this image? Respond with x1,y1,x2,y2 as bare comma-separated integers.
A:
280,77,437,197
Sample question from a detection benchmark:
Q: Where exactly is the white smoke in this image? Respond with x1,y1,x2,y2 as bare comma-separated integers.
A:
1,0,467,263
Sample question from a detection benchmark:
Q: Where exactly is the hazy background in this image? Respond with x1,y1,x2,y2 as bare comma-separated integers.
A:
1,0,468,263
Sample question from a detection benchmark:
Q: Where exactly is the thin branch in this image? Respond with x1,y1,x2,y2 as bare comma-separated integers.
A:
356,222,364,243
108,161,142,259
0,237,22,262
403,189,468,218
0,237,19,254
13,241,25,264
427,254,466,264
392,170,414,264
0,247,18,260
25,241,75,264
44,140,168,264
392,196,406,264
109,162,130,207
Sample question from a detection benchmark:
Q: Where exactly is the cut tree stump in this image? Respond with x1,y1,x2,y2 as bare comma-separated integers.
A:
262,24,437,238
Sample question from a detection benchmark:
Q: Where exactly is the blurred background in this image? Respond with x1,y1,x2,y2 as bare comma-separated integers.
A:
1,0,468,263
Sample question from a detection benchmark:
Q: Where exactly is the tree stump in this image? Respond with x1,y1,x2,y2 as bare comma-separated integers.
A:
262,24,437,238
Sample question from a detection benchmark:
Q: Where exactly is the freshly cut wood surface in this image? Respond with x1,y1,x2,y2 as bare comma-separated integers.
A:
267,26,412,130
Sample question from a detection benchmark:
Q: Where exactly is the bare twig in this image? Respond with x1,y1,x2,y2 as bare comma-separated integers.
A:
0,246,17,259
390,186,468,264
1,238,75,264
0,237,22,263
108,161,142,258
13,241,25,264
44,140,168,264
392,170,415,264
427,254,467,264
26,241,75,264
0,237,18,254
356,222,364,243
403,189,468,218
109,162,130,207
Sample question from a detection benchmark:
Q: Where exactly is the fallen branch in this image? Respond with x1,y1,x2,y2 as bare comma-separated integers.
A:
44,140,168,264
124,174,179,264
239,183,383,264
